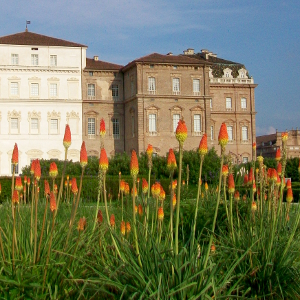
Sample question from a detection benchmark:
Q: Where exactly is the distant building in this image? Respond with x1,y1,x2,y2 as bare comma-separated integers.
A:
256,129,300,158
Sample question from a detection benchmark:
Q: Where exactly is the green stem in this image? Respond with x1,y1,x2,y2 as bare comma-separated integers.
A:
33,181,39,264
12,204,16,272
175,143,183,256
37,195,49,262
56,148,68,211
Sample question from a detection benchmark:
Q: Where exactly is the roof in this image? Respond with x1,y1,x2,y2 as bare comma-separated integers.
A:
187,53,243,65
122,52,209,71
85,58,123,71
256,134,277,146
0,31,87,47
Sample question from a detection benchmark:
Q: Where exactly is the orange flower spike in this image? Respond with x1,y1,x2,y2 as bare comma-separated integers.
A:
275,148,281,161
234,190,240,201
126,221,131,234
34,159,41,181
276,174,281,187
154,182,161,197
175,118,188,145
286,179,292,189
198,133,208,156
130,150,139,178
286,188,293,203
205,182,208,191
99,148,109,173
71,177,78,195
135,205,138,214
159,188,166,202
100,118,106,137
49,162,58,179
49,192,57,212
24,176,27,184
110,214,115,228
248,169,254,185
251,201,257,212
124,183,130,195
77,217,87,231
253,183,257,193
80,141,88,168
63,124,72,149
282,132,288,142
15,177,23,192
271,168,278,182
120,221,126,236
27,177,30,185
138,204,143,216
131,187,137,197
252,142,256,150
142,178,148,194
12,143,18,165
97,210,103,224
64,180,68,187
30,159,36,176
167,149,177,172
44,180,50,196
172,194,177,209
146,144,153,159
277,163,282,176
54,184,58,192
120,180,126,193
12,190,19,204
158,206,164,221
228,174,235,194
218,123,229,148
222,165,229,177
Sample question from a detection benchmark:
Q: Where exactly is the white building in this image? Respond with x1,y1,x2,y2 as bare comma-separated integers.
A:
0,30,87,175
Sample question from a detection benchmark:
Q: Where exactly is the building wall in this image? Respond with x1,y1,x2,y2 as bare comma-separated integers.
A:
82,69,124,157
0,44,84,175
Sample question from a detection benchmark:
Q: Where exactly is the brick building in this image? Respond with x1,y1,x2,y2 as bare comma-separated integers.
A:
83,48,257,163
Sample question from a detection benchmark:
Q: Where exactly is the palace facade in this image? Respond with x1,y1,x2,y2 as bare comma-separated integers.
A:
0,31,257,175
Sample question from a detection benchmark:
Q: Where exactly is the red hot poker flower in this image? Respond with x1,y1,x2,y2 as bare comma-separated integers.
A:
97,210,103,224
175,119,188,145
167,149,177,172
77,217,87,231
49,192,57,212
63,124,71,149
30,159,36,175
12,143,18,165
130,150,139,178
158,207,164,221
12,190,19,204
222,165,229,177
71,177,78,195
49,162,58,178
275,148,281,161
34,159,41,181
218,123,229,148
120,180,126,193
277,163,282,176
198,134,208,156
121,221,126,235
24,176,27,184
99,148,109,173
138,204,143,216
80,141,88,168
286,179,292,189
286,188,293,203
146,144,153,158
110,214,115,227
282,132,288,142
228,174,235,194
15,177,23,192
142,178,148,194
126,222,131,234
252,142,256,150
44,180,50,196
234,190,240,201
100,118,106,137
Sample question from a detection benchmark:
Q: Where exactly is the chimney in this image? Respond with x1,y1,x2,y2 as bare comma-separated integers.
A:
183,48,194,55
94,55,99,61
201,49,217,59
166,52,173,56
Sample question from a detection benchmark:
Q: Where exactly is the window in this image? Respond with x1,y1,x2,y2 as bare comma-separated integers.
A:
149,114,157,133
193,79,200,95
88,84,95,98
50,119,58,134
173,114,180,132
112,85,119,100
210,99,213,109
31,118,38,131
31,83,39,96
194,114,201,133
172,78,180,95
242,126,248,141
211,125,214,141
31,54,39,66
11,118,18,133
11,54,19,65
50,83,57,97
88,118,95,137
243,157,248,163
10,82,19,96
50,55,57,66
173,65,177,70
112,118,120,139
226,97,232,109
148,77,156,94
89,71,93,76
241,98,247,109
227,126,233,141
11,161,19,174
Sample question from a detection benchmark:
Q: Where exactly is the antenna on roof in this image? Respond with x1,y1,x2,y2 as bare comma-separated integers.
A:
25,20,31,32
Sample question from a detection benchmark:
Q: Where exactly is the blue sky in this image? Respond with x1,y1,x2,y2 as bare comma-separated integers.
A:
2,0,300,136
